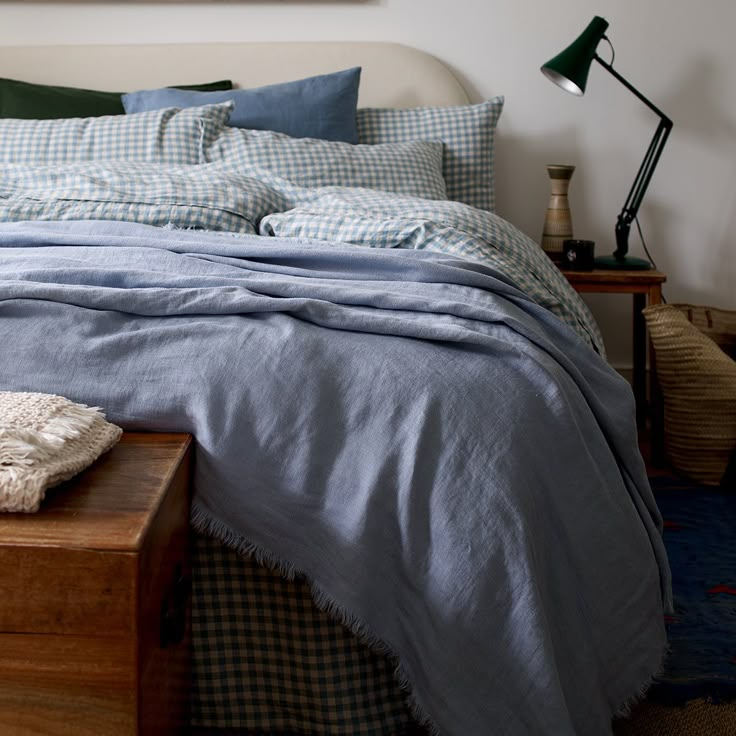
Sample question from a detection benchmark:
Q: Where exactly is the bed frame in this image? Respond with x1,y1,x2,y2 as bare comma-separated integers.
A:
0,41,470,109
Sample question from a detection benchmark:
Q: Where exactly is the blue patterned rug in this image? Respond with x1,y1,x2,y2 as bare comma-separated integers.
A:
650,476,736,704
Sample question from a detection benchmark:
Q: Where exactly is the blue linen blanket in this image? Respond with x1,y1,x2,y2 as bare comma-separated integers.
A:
0,220,669,735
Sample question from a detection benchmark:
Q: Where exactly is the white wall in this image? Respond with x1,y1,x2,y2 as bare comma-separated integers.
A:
1,0,734,366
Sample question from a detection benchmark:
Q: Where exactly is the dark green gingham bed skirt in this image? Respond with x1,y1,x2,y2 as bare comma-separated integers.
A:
191,534,424,735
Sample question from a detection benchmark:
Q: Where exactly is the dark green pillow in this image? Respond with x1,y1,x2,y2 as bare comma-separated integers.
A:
0,78,233,119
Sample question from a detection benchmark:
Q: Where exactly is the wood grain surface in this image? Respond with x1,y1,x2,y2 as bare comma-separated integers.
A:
0,635,137,736
563,268,667,291
0,432,191,550
0,432,192,735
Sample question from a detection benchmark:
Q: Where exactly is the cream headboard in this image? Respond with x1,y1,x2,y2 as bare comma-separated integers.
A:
0,42,470,109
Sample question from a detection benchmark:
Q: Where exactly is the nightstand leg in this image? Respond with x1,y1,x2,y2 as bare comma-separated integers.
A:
633,293,647,429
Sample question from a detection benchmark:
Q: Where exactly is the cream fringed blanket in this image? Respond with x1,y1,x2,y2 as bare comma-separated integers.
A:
0,391,122,513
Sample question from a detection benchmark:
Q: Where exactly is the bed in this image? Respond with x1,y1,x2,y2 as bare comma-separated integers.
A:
0,41,671,736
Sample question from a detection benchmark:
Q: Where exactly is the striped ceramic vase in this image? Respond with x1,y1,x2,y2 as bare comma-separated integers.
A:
541,164,575,263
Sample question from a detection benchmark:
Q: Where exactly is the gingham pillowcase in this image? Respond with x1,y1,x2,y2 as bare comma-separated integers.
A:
205,127,448,201
357,98,504,212
0,102,233,165
0,161,285,234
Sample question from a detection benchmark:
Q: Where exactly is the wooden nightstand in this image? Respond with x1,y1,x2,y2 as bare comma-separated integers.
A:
0,432,192,736
563,268,666,436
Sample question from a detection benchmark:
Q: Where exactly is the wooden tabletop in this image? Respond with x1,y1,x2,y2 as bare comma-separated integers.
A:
0,433,191,552
562,269,667,285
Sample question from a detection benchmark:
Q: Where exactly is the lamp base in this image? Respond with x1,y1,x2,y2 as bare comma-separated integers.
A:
594,254,651,271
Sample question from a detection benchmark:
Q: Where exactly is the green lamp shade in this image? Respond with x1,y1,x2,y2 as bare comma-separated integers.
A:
541,16,609,95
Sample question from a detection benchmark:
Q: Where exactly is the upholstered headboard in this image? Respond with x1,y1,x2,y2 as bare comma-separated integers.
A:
0,42,470,108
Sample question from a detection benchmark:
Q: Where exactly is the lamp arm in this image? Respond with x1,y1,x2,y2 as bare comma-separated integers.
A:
613,119,672,256
592,54,673,260
593,53,671,120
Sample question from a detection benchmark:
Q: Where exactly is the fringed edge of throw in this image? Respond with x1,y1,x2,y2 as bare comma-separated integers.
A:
190,502,442,736
612,642,671,721
192,502,670,735
308,585,441,736
0,401,105,468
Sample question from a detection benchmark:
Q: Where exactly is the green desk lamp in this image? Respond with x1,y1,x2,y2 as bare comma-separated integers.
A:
541,16,673,270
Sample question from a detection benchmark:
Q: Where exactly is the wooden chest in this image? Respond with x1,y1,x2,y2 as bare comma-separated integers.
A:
0,432,192,735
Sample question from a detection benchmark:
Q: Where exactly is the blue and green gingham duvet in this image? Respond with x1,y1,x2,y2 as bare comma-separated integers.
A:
0,161,601,352
0,169,669,735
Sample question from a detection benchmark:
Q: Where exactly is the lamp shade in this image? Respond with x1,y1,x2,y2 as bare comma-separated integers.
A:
541,16,609,95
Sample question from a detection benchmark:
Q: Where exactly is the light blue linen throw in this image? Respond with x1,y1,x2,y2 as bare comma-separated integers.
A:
0,220,669,736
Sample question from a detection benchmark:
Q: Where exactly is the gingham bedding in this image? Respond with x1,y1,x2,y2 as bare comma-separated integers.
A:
0,150,601,351
357,98,504,212
192,533,419,734
205,127,448,200
0,162,286,234
0,102,232,165
255,181,605,354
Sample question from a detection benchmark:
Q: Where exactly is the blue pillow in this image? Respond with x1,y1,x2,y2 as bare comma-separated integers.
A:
122,67,361,143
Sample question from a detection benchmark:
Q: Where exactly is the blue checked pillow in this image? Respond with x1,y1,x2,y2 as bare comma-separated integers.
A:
205,127,447,201
0,102,232,165
0,161,285,234
357,98,504,212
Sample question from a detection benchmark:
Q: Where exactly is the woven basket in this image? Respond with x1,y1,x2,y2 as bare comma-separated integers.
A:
643,304,736,486
670,303,736,359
